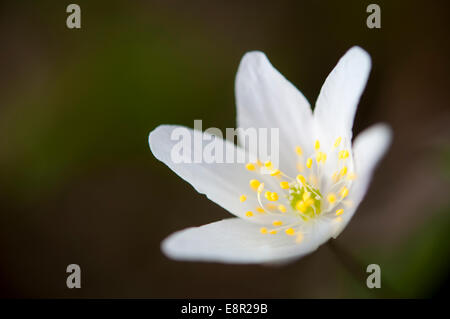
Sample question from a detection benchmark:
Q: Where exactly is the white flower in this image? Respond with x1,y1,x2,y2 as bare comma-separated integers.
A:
149,46,392,264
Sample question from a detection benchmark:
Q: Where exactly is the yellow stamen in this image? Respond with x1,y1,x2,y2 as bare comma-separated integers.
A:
278,205,287,213
256,206,265,213
269,230,277,235
295,146,303,156
272,220,283,226
327,193,337,204
334,137,342,148
280,181,290,189
296,174,306,185
246,163,255,171
314,140,320,150
260,227,268,234
339,166,348,177
239,195,247,202
245,211,253,217
270,192,279,201
296,232,304,243
340,187,349,198
266,203,276,211
296,162,304,172
249,179,260,191
336,209,344,216
347,172,357,180
306,158,313,168
264,160,273,170
285,228,295,236
270,169,281,176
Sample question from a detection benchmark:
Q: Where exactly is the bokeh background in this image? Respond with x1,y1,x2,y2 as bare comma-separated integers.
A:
0,0,449,298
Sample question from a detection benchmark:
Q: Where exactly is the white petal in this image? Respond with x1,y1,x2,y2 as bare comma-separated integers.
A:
314,46,372,149
332,124,392,238
162,218,334,264
235,51,314,175
149,125,294,225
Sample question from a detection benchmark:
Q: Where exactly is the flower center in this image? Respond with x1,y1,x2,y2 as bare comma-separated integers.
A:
239,136,357,243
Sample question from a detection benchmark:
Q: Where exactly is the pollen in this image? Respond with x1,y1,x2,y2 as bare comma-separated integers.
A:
265,191,278,201
272,220,283,226
340,187,349,198
239,195,247,202
327,193,337,204
256,206,265,213
260,227,268,234
296,174,306,185
264,160,273,170
334,137,342,148
339,150,350,159
339,166,348,177
249,179,260,191
285,228,295,236
270,169,281,176
269,230,277,235
278,204,287,213
306,158,313,168
314,140,320,150
336,209,344,216
280,181,290,189
295,146,303,156
246,163,256,171
245,211,253,217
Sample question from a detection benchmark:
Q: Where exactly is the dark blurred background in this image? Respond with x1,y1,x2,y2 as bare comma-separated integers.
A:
0,0,449,298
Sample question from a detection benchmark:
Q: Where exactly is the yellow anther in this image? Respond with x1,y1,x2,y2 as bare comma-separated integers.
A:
285,228,295,236
314,140,320,150
256,206,265,213
270,192,279,201
340,187,349,198
272,220,283,227
339,166,348,177
246,163,256,171
295,146,303,156
316,151,327,163
321,152,327,162
245,211,253,217
266,203,276,211
339,150,350,159
270,169,281,176
265,192,278,201
296,174,306,185
327,193,337,204
306,158,313,168
347,172,357,180
239,195,247,202
257,183,265,193
260,227,268,234
296,201,307,213
334,137,342,148
335,216,343,223
249,179,260,191
280,181,290,189
296,162,304,172
256,160,263,167
278,205,287,213
335,209,344,216
296,232,304,243
264,160,273,170
269,230,277,235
